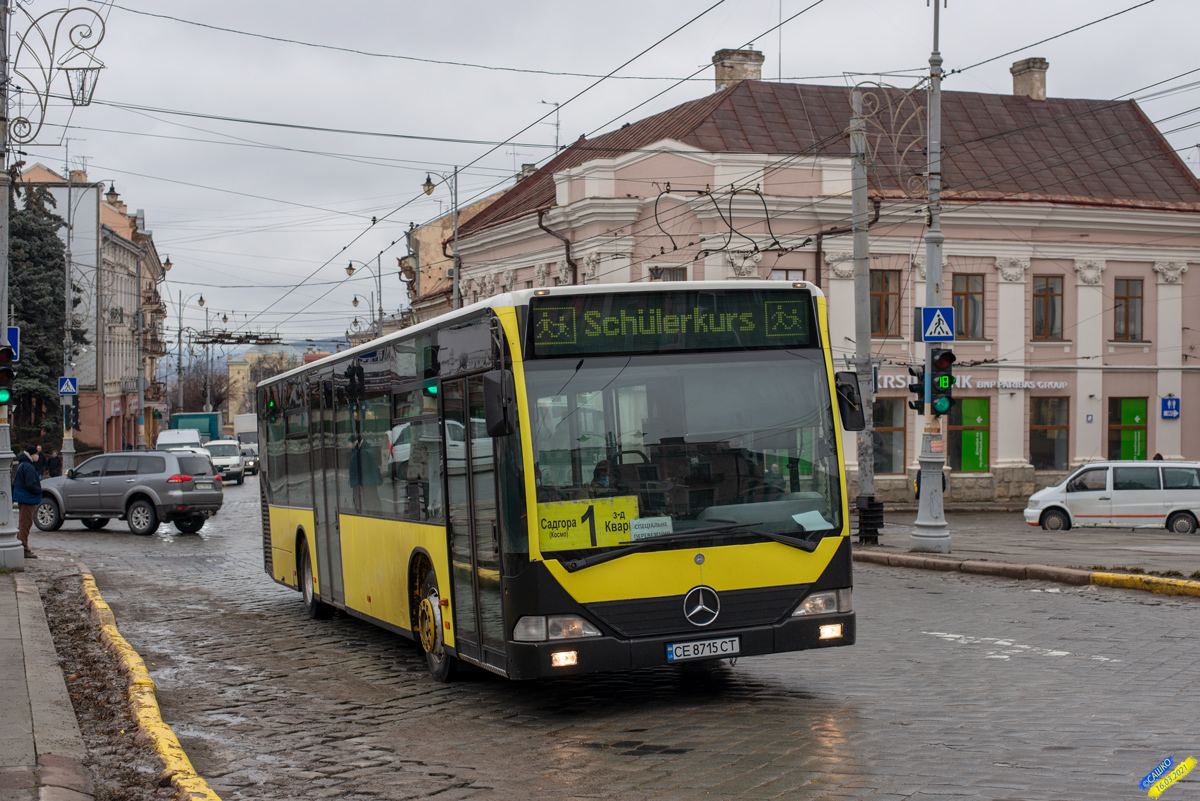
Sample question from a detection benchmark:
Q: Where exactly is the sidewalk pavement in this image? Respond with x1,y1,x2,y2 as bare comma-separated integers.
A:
0,571,92,801
863,510,1200,575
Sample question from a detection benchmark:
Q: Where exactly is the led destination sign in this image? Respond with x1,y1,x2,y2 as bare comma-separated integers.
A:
529,289,815,357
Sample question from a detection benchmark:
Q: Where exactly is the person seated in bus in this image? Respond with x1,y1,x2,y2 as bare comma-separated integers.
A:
590,460,617,497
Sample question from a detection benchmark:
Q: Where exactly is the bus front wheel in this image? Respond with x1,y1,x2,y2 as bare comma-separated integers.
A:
417,571,456,682
299,540,333,620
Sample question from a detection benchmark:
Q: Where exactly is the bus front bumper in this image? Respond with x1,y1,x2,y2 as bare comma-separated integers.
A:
503,612,855,680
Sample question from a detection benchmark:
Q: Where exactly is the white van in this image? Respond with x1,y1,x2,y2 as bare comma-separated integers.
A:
1024,461,1200,534
156,429,203,450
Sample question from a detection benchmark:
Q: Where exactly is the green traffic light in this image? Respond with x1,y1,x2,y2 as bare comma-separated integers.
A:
932,396,952,415
0,388,11,403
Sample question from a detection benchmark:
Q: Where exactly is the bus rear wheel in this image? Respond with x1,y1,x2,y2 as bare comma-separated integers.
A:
417,571,456,682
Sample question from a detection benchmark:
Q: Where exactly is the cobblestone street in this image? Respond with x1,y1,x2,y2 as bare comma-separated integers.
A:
29,476,1200,800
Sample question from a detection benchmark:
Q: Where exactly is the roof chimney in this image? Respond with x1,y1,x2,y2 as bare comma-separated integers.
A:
518,163,537,181
69,170,88,184
712,48,764,91
1011,58,1048,101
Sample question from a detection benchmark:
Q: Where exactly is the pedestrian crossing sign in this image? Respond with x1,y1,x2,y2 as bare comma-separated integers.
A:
59,377,78,395
919,306,955,342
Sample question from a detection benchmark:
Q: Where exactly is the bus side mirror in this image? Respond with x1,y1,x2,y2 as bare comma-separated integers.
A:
834,371,866,431
483,369,516,437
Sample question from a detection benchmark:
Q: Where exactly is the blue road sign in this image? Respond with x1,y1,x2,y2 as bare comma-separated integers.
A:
920,306,955,342
59,377,78,395
1162,398,1180,419
6,326,18,361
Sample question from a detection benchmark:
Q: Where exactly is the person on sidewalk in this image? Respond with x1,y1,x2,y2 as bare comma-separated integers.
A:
13,445,42,559
44,449,62,478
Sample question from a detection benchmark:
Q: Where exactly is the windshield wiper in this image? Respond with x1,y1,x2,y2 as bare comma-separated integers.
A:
560,521,817,572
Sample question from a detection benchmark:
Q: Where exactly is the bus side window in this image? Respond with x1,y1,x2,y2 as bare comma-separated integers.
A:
390,386,443,522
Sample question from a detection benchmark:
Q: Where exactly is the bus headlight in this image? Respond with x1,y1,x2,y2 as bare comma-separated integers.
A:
513,615,601,641
513,616,548,641
548,615,601,640
793,589,851,616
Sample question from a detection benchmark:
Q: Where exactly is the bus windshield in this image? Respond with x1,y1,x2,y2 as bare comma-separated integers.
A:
524,349,842,560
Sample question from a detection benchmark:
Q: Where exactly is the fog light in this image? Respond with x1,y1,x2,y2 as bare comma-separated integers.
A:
819,623,843,640
550,650,578,667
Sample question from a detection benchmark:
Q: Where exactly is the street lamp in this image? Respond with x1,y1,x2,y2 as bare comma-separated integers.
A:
347,259,383,338
0,4,109,568
421,169,461,309
176,290,205,410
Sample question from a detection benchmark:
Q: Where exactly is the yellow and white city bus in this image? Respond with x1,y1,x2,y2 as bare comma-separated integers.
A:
257,281,866,681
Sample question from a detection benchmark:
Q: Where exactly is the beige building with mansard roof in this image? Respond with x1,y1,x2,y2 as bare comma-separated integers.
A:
447,50,1200,503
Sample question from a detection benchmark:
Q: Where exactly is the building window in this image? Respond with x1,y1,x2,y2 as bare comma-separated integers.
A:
1107,397,1147,460
652,266,691,281
1029,397,1069,470
952,274,984,338
949,398,989,472
1114,279,1143,340
524,280,533,290
1032,276,1063,340
770,268,805,281
872,398,905,475
870,270,901,337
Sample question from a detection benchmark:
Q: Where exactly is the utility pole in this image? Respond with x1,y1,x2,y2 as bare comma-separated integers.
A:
451,167,461,310
912,0,951,552
0,0,19,570
204,307,211,412
61,143,76,470
177,290,184,411
850,90,882,544
135,249,145,449
375,253,383,338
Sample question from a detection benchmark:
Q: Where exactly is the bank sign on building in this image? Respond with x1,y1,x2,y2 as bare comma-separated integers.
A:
449,50,1200,503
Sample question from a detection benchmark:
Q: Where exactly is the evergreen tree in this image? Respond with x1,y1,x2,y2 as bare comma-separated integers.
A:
8,182,71,443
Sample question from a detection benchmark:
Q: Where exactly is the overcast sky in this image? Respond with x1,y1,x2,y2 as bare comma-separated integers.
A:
15,0,1199,348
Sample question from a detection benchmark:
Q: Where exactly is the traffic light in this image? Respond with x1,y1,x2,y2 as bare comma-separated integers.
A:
66,396,81,431
0,344,14,405
930,348,957,417
264,387,280,423
907,365,925,412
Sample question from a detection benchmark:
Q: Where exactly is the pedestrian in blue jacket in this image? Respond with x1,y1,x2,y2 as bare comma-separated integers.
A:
13,446,42,559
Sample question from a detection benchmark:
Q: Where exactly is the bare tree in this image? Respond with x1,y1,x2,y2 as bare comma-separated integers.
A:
169,361,229,414
249,352,301,386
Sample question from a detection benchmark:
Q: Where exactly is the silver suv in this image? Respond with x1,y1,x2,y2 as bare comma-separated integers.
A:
35,450,224,535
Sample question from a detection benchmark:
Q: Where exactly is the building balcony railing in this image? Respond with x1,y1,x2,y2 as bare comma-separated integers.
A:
144,336,169,357
144,381,164,402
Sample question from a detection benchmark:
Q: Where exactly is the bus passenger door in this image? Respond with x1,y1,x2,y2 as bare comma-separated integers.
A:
443,376,507,672
468,375,506,670
444,379,480,662
310,380,344,605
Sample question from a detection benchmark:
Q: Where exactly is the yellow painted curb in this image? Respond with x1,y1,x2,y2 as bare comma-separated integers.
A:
1091,572,1200,598
77,569,222,801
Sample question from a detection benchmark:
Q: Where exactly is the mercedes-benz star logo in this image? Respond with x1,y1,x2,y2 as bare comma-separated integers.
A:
683,586,720,627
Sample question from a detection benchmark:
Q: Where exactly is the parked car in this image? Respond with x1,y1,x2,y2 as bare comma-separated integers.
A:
1024,460,1200,534
204,440,245,484
35,450,224,535
241,443,259,476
